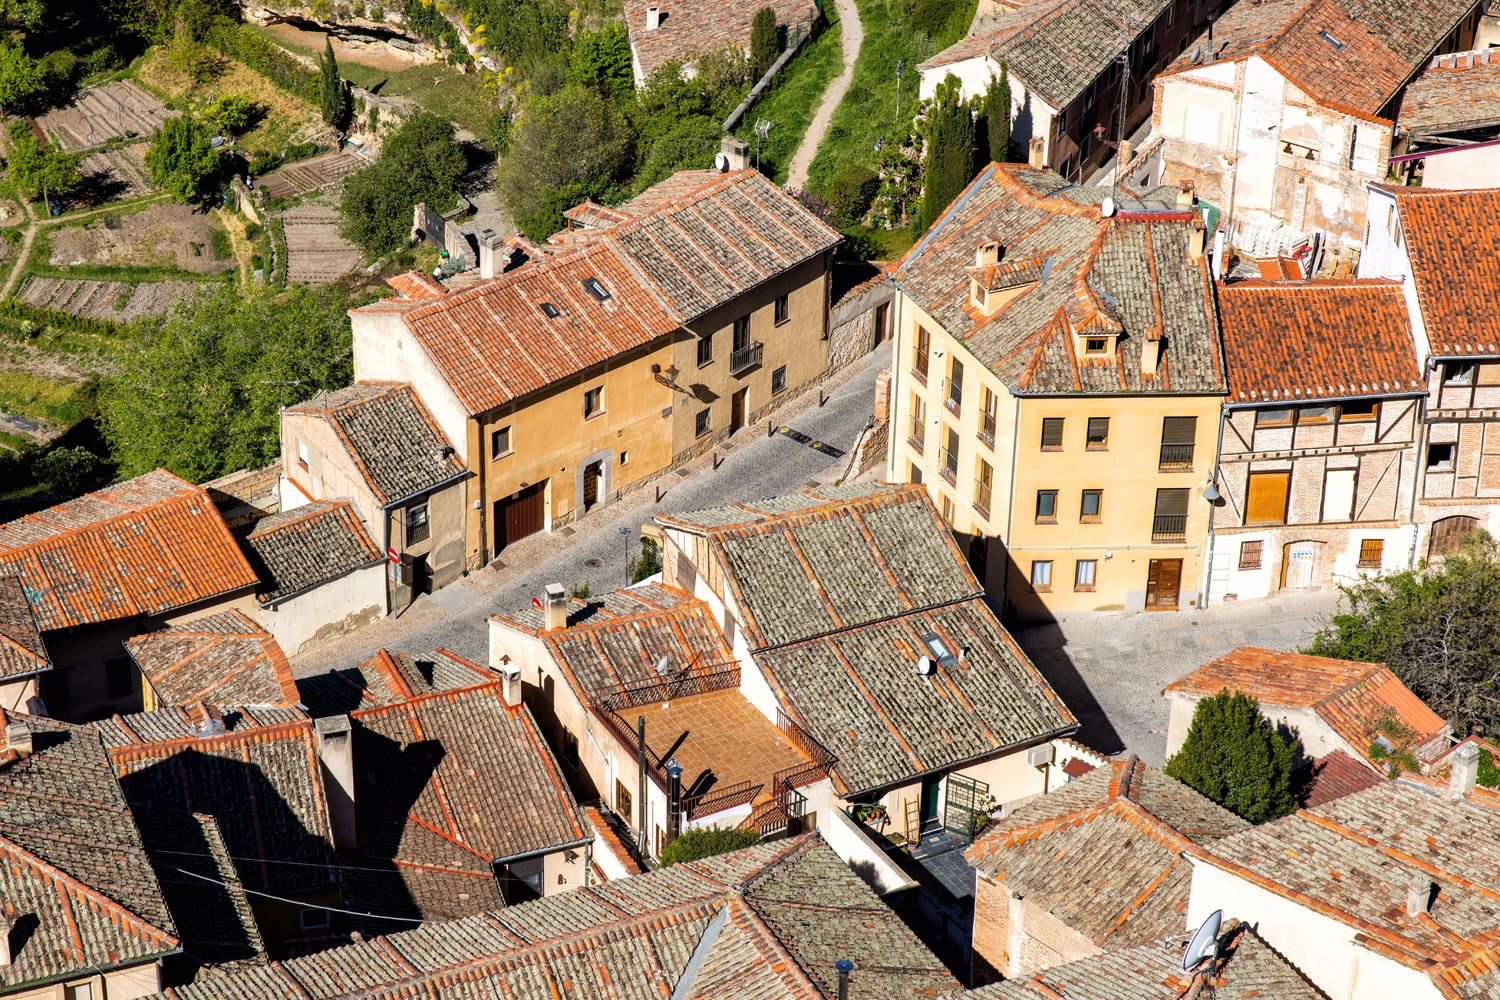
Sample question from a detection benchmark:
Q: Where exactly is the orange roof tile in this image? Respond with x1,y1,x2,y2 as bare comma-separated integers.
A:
1389,186,1500,357
125,609,298,709
0,470,258,631
386,271,447,301
1217,279,1424,403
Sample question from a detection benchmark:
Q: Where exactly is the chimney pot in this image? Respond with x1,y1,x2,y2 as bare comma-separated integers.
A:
544,583,568,631
1406,873,1434,917
315,715,357,850
4,722,30,755
498,660,523,707
1189,217,1207,261
720,135,750,172
1449,742,1480,798
974,240,1001,268
1028,136,1046,170
478,228,504,280
645,5,661,29
1176,179,1196,210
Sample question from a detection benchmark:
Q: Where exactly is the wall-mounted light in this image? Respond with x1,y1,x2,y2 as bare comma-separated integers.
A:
651,363,696,396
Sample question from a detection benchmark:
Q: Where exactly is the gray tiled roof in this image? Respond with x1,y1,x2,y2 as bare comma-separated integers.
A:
295,647,497,717
89,705,307,747
0,573,47,679
622,0,821,79
758,598,1074,795
244,500,382,605
149,812,267,972
148,835,957,1000
0,714,178,991
963,925,1325,999
126,610,297,709
965,757,1246,947
285,382,466,506
1402,48,1500,134
895,163,1224,396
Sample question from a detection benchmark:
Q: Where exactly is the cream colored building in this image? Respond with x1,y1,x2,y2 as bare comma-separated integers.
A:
887,163,1225,618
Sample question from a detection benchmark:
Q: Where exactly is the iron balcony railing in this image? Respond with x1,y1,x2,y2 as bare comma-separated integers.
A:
974,480,993,516
1158,442,1195,471
939,447,959,485
908,417,925,454
943,378,963,416
1152,514,1187,543
730,341,763,376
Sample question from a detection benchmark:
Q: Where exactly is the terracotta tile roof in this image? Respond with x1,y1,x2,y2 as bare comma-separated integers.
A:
921,0,1177,109
149,835,957,1000
966,756,1247,947
353,170,839,416
1162,0,1480,119
90,704,307,748
385,270,447,300
963,923,1325,999
343,683,588,921
894,164,1224,396
1387,185,1500,357
1403,49,1500,134
1165,647,1450,770
126,610,298,710
0,469,258,631
1303,748,1386,808
0,713,179,991
284,382,466,506
492,579,696,635
0,573,47,679
243,500,382,606
296,646,498,716
1190,781,1500,982
622,0,820,79
1217,279,1424,404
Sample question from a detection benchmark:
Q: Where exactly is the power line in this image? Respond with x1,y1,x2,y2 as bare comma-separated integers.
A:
171,867,436,924
152,847,434,877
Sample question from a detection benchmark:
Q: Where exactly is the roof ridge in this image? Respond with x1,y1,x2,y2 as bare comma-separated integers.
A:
349,679,507,719
105,715,313,760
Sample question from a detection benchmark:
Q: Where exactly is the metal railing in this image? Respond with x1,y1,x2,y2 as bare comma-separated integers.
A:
1158,442,1195,471
683,779,762,821
974,480,993,516
939,447,959,485
981,411,997,445
776,709,836,784
594,709,670,793
908,416,925,454
730,341,763,376
943,378,962,416
592,663,740,714
1152,514,1187,543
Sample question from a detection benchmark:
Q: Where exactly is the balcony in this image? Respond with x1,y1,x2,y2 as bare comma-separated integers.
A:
943,378,962,416
973,481,992,519
939,447,959,486
730,341,763,377
907,418,925,455
1158,442,1195,471
1151,514,1187,543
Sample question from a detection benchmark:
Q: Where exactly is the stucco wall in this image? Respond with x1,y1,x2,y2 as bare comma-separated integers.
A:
252,561,385,655
7,962,164,1000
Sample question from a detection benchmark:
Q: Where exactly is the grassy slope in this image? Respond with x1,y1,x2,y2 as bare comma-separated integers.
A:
732,13,844,186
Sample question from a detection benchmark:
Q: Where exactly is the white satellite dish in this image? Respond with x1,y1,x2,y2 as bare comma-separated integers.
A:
656,654,671,673
1100,195,1117,218
714,151,729,172
1182,909,1223,973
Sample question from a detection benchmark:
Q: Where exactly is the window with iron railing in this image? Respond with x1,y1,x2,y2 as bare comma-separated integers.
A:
1159,416,1197,470
945,357,964,415
730,340,763,376
974,459,993,515
981,387,998,445
908,396,926,453
914,326,931,383
1152,487,1189,542
940,428,959,484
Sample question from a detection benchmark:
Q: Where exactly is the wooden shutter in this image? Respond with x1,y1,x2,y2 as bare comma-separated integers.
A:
1153,488,1189,517
1246,472,1291,525
1041,417,1064,448
1161,416,1197,444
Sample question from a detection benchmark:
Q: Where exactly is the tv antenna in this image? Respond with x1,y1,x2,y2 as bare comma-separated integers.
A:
753,119,774,172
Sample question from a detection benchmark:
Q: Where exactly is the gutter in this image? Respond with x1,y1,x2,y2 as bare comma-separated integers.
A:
490,834,595,868
9,948,183,997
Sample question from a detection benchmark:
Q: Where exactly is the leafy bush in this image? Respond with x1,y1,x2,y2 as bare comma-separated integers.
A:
909,0,968,38
629,537,663,583
205,19,319,102
1479,748,1500,790
209,226,232,260
339,112,466,256
498,84,630,233
828,166,879,226
569,21,632,97
34,446,111,496
658,826,759,867
146,115,219,202
203,94,262,136
1164,690,1298,823
4,121,83,204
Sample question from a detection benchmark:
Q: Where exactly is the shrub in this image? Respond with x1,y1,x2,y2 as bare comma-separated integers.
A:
658,826,759,866
569,21,632,97
628,537,663,583
203,94,262,136
34,446,110,496
909,0,966,38
205,20,319,102
1479,748,1500,790
828,166,879,227
146,115,219,202
339,112,466,256
750,6,778,79
1164,690,1298,823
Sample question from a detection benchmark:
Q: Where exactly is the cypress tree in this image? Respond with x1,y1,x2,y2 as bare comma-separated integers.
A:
750,7,778,79
1164,689,1298,823
985,64,1011,163
319,38,348,131
920,77,976,234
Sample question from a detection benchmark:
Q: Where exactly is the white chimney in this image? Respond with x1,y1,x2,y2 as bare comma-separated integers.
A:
4,722,30,755
498,658,523,707
1028,136,1046,170
645,5,661,29
1406,873,1434,917
974,240,1001,268
720,135,750,172
478,228,505,280
1450,742,1480,798
315,715,357,850
1189,216,1206,262
544,583,568,631
1142,334,1162,375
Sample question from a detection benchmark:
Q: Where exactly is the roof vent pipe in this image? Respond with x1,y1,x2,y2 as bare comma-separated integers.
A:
835,959,854,1000
1406,874,1434,917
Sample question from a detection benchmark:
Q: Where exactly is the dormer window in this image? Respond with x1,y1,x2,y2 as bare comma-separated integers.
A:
1085,337,1108,355
583,277,611,301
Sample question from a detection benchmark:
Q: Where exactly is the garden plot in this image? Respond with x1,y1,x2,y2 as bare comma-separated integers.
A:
282,205,362,284
78,146,154,201
49,204,233,275
37,81,174,152
257,150,368,201
17,277,206,321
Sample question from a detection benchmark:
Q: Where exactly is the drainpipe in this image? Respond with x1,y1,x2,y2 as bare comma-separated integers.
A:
666,757,684,844
1001,393,1021,617
381,509,393,616
1409,362,1432,569
637,715,649,850
1199,404,1228,607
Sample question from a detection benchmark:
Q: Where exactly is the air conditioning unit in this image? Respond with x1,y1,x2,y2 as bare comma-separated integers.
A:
1026,744,1055,768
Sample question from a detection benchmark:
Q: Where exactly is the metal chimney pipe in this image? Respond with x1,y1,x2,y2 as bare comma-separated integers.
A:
836,959,853,1000
666,757,684,844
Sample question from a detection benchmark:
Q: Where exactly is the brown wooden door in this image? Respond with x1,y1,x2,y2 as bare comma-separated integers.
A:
730,388,747,433
496,481,546,552
1430,515,1480,558
582,461,601,510
1146,558,1182,610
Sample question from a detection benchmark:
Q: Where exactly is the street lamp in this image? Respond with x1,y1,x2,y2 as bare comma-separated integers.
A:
651,363,696,396
619,525,632,583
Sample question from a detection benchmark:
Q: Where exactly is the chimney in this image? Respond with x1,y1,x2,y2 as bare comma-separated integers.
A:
1449,742,1480,798
497,656,522,707
543,583,568,631
1028,136,1046,170
315,715,357,850
974,240,1001,268
1406,873,1434,917
1176,178,1196,211
1141,332,1162,375
645,5,661,29
4,722,31,755
1189,216,1206,262
477,228,505,280
1114,138,1133,188
720,135,750,172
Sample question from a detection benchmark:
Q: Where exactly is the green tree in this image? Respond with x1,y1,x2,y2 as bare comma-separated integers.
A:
919,76,977,234
658,826,760,866
497,84,631,230
146,115,218,202
749,6,778,79
0,41,45,115
203,93,261,136
630,116,720,194
1305,533,1500,735
100,285,353,482
569,21,632,97
4,122,83,206
983,65,1011,163
318,37,350,131
338,111,466,256
1164,690,1298,823
34,446,110,496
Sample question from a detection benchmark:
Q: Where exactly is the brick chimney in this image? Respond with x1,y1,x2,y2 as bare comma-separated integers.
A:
1406,873,1434,917
645,5,661,29
1449,742,1480,798
1027,136,1046,170
315,715,357,850
544,583,568,631
4,722,31,755
478,228,505,280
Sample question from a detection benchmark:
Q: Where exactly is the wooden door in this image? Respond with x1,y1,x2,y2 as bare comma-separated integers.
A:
1146,558,1182,610
1430,515,1479,558
730,388,748,434
496,481,546,552
1280,542,1319,589
582,461,601,510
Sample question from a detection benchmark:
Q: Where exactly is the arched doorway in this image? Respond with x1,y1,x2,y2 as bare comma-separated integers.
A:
1429,515,1480,559
1280,540,1325,590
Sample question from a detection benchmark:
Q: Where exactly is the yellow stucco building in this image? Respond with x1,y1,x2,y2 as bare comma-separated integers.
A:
886,164,1226,618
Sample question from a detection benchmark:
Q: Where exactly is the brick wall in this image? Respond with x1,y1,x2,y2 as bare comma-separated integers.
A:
971,874,1011,984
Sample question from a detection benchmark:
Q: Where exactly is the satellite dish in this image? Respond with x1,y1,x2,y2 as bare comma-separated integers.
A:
656,654,671,673
1101,196,1117,218
1182,909,1223,973
714,151,729,172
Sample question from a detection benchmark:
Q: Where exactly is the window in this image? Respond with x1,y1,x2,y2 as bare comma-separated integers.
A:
299,907,332,930
1358,539,1384,569
771,365,787,394
105,655,134,700
1074,559,1097,591
1030,560,1053,590
614,779,633,824
1035,489,1058,522
1239,540,1263,570
915,326,931,379
584,386,604,418
1321,468,1356,523
583,277,611,301
1152,488,1189,541
1340,400,1379,422
491,425,512,459
407,502,430,544
1444,361,1477,385
909,395,927,452
1245,471,1291,525
733,315,751,352
1080,489,1102,522
695,409,711,438
1428,442,1455,472
975,459,994,512
1298,405,1333,425
66,985,94,1000
560,728,580,768
941,426,960,481
697,333,713,366
1056,107,1068,134
1256,408,1293,427
909,462,923,484
940,494,955,523
981,387,998,442
540,302,561,319
1041,417,1064,450
1159,416,1197,470
1164,0,1175,27
946,356,964,412
296,440,309,470
1084,337,1108,355
620,450,629,465
1086,417,1109,449
774,293,789,325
